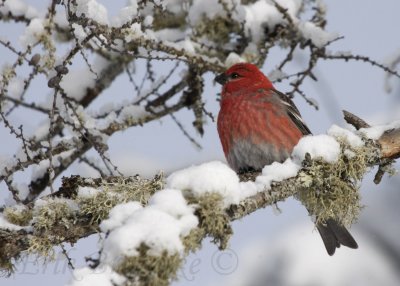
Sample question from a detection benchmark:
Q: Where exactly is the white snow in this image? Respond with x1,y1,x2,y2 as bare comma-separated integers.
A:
161,0,183,14
100,201,143,232
100,189,198,265
59,67,97,100
13,182,30,202
186,0,336,53
122,23,146,43
225,53,245,68
167,160,299,206
167,161,242,205
188,0,230,25
257,159,300,187
77,186,102,198
243,1,284,42
68,265,126,286
72,23,87,42
19,18,45,48
297,22,338,48
0,0,38,19
117,105,149,123
328,124,364,147
292,134,341,163
360,120,400,140
31,159,50,181
75,0,109,25
112,2,138,27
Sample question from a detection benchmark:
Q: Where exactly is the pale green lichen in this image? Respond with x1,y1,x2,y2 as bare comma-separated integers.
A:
297,138,371,226
26,198,78,258
116,244,182,286
194,16,240,45
182,228,205,253
77,174,163,224
3,206,33,226
153,9,187,31
188,193,233,250
27,237,55,259
33,199,77,233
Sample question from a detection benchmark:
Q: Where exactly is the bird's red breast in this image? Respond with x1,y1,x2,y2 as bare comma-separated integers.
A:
217,88,303,171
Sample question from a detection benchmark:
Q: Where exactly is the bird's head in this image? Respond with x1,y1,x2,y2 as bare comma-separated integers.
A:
215,63,274,95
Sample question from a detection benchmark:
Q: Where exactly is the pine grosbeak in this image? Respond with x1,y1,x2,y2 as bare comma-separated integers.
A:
215,63,357,255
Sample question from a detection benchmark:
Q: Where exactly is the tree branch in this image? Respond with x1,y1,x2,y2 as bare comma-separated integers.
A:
0,113,398,283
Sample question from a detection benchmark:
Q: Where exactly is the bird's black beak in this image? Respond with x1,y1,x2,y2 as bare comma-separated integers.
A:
215,73,228,85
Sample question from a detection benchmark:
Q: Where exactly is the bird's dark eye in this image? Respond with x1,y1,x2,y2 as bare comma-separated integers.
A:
230,72,241,79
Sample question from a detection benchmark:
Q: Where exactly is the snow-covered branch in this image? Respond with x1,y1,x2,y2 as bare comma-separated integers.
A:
0,112,399,285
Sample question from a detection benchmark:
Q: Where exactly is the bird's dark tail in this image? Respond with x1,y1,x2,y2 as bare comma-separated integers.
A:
316,218,358,256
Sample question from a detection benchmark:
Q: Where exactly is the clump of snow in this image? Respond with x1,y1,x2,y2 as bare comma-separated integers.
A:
72,23,87,42
257,159,300,187
225,53,245,67
328,125,364,148
75,0,109,25
12,183,30,202
188,0,230,25
161,0,183,14
117,105,149,123
360,120,400,140
124,23,145,42
59,67,97,100
243,0,284,42
77,186,102,198
68,265,126,286
344,149,356,159
112,2,138,27
292,135,341,163
297,22,338,48
31,159,50,181
100,201,142,232
167,160,299,205
100,189,198,265
167,161,242,205
0,0,38,19
20,18,45,48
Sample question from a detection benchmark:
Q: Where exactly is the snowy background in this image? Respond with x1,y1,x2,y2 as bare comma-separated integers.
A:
1,0,400,285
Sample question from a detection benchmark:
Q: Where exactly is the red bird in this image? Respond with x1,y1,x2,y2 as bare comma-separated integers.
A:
215,63,357,255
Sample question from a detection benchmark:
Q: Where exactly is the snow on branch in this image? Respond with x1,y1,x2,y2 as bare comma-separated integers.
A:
0,112,399,285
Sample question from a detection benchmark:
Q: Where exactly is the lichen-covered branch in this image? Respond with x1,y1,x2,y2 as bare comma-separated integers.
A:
0,112,399,285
